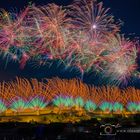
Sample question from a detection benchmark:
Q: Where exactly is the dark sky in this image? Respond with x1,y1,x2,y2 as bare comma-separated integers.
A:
0,0,140,86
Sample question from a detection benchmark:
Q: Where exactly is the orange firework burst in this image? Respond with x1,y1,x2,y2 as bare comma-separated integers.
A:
0,77,140,112
122,87,140,105
95,86,122,104
46,77,91,100
0,82,16,105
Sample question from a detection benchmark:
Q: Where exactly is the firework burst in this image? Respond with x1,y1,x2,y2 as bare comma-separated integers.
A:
0,1,139,85
68,0,120,40
0,78,140,113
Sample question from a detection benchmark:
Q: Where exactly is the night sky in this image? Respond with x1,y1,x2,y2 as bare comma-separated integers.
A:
0,0,140,86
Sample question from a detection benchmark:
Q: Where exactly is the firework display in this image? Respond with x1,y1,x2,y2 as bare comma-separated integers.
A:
0,0,139,85
0,78,140,114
